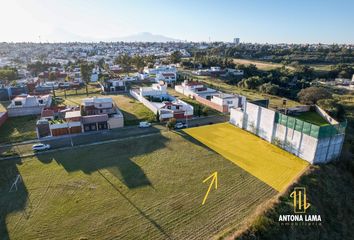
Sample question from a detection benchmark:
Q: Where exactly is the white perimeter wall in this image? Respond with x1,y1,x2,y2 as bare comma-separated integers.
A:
230,102,275,142
130,90,159,114
229,101,345,164
230,108,244,128
273,123,318,163
314,134,344,163
258,107,276,142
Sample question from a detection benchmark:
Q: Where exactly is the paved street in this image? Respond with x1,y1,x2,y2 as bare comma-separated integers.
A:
0,114,228,160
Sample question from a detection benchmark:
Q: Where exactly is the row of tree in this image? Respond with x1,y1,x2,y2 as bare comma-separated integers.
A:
113,51,182,74
206,44,354,64
0,67,18,81
181,55,235,69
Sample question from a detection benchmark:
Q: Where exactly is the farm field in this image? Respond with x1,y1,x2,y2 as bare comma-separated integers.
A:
0,130,277,240
184,123,309,192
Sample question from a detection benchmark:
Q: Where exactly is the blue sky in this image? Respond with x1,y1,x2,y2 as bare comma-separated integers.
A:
1,0,353,43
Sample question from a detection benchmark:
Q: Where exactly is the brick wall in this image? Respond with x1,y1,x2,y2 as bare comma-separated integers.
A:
194,95,228,113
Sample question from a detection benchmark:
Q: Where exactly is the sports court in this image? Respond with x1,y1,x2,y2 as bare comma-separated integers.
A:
184,123,309,192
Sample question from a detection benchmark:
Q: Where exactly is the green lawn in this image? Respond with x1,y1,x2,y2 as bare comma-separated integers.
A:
57,93,156,126
295,111,329,126
167,88,220,116
0,131,277,240
0,116,37,144
111,94,156,125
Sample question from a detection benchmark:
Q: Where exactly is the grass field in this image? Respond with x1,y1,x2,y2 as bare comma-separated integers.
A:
110,95,156,125
233,58,294,71
295,111,329,126
0,116,37,144
184,123,309,192
0,130,278,240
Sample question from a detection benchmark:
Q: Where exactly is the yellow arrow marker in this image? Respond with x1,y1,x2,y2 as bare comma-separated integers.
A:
202,172,218,205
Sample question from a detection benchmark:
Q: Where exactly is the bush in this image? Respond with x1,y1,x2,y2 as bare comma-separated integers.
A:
202,106,209,116
297,86,332,104
166,118,176,130
259,82,280,95
317,99,345,120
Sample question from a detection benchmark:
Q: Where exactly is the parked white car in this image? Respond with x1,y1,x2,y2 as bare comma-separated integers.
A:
175,122,187,129
139,122,152,128
32,143,51,151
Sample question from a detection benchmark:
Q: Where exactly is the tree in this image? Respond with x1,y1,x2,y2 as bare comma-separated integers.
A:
0,68,18,81
196,105,202,117
166,118,177,130
297,87,332,104
144,55,156,67
114,54,132,74
132,55,145,73
80,62,93,96
317,99,345,120
238,76,262,89
156,111,160,122
97,58,105,69
169,51,182,64
259,82,280,95
202,106,209,116
48,72,57,81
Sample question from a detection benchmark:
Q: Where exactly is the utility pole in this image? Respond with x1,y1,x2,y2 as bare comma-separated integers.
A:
67,120,74,147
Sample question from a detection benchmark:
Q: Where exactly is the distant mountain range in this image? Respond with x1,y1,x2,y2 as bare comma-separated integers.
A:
44,29,181,43
107,32,181,42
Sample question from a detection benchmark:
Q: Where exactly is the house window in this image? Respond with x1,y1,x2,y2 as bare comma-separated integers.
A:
14,101,22,106
99,104,102,107
167,106,171,109
38,99,44,104
176,106,179,110
227,100,233,104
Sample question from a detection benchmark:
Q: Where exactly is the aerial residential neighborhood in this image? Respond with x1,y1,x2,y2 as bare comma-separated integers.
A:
0,1,353,240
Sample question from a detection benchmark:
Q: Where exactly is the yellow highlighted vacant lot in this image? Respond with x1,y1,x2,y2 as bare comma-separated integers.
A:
184,123,309,192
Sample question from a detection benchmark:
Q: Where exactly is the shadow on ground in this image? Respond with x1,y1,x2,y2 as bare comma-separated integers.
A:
36,126,168,189
0,157,29,240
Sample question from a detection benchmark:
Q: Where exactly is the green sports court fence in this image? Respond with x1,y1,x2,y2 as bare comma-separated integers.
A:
275,112,346,139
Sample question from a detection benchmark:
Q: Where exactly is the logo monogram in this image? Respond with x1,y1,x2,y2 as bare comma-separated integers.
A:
290,187,310,213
